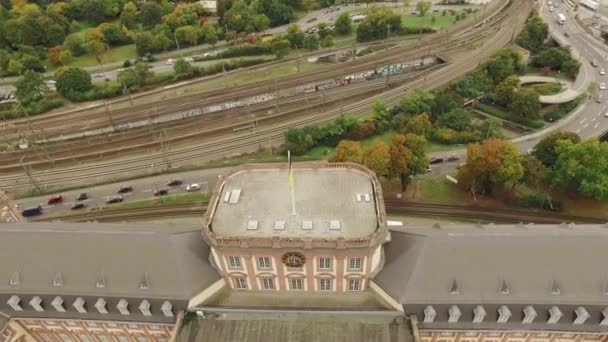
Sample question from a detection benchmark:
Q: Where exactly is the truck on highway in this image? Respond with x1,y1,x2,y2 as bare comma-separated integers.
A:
557,13,566,24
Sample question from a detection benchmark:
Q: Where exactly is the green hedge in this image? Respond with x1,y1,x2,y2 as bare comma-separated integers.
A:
475,102,544,129
505,193,563,212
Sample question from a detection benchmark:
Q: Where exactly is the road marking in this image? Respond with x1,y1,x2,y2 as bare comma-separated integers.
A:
583,123,590,128
579,118,587,124
595,122,600,129
592,117,597,122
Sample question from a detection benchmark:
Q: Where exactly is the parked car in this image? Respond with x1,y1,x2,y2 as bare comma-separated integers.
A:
184,57,194,62
47,195,63,205
106,195,123,204
600,82,606,90
118,186,133,193
600,68,606,75
447,155,460,162
167,179,183,186
165,58,176,65
186,183,201,192
605,112,608,117
154,189,169,196
429,157,444,164
76,193,88,201
94,73,104,78
21,205,43,217
592,59,599,67
71,203,87,210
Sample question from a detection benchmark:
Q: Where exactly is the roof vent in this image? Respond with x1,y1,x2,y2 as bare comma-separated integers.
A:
356,194,362,202
229,189,242,204
9,271,19,286
329,220,341,230
450,279,460,295
274,220,286,230
247,220,259,230
53,272,63,287
96,272,105,288
551,280,560,296
302,220,313,230
223,191,231,203
500,279,511,295
139,273,150,290
364,193,371,202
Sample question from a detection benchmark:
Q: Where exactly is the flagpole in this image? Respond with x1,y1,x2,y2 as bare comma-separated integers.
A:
288,151,297,216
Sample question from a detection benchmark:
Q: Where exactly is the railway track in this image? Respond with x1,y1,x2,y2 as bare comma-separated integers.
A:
32,201,606,224
0,0,534,192
0,0,508,143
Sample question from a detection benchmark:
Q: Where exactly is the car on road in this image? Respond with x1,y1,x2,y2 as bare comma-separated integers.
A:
106,195,123,204
592,59,599,67
596,95,603,103
71,203,87,210
167,179,183,186
21,205,43,217
154,188,169,196
118,186,133,193
605,112,608,117
185,57,194,62
203,52,212,57
94,73,104,78
447,155,460,162
429,157,444,164
76,193,88,201
186,183,201,192
166,58,176,65
601,69,606,75
48,195,63,205
549,6,554,12
600,82,607,90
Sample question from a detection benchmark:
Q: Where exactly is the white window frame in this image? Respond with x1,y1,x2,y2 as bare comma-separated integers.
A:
228,256,242,269
320,279,332,291
257,256,271,269
290,278,303,291
261,277,275,290
319,257,332,270
348,257,362,270
233,277,247,289
348,279,361,291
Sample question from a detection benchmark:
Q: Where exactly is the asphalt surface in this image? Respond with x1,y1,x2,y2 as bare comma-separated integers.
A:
16,167,231,217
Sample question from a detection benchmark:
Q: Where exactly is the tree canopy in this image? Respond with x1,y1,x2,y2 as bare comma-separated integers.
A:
532,131,581,167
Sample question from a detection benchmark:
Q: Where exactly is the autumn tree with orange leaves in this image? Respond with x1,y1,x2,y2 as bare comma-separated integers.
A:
458,138,524,195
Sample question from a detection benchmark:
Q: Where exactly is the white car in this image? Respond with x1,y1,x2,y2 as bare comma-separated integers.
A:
94,73,104,78
165,58,176,65
600,69,606,75
186,183,201,192
600,83,607,90
605,112,608,117
185,57,194,62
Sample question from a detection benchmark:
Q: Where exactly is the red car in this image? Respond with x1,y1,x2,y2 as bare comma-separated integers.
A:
47,195,63,205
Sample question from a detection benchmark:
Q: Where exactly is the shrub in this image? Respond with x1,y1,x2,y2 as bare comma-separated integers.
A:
430,127,478,144
347,121,377,140
505,193,562,212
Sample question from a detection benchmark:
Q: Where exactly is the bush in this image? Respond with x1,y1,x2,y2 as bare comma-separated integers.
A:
505,193,562,212
430,127,478,144
285,115,359,154
24,97,65,115
544,95,583,123
210,45,272,59
347,121,377,140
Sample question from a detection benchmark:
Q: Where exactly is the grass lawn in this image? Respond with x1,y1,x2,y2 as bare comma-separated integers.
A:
107,191,211,210
524,82,563,95
383,174,466,204
401,12,456,29
68,44,137,68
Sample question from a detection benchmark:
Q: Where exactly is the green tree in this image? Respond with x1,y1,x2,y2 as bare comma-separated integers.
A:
430,91,460,119
478,118,503,139
329,140,363,163
416,0,432,16
395,89,435,116
55,67,92,95
549,139,608,200
174,58,194,77
372,101,391,132
15,71,47,104
85,39,109,64
334,13,352,35
302,34,319,51
404,113,432,137
485,48,523,84
356,6,402,42
321,34,334,47
516,15,548,53
492,75,520,106
436,109,472,131
363,141,390,177
508,88,540,119
253,14,271,31
534,47,580,78
532,131,581,167
457,138,524,195
134,32,155,56
118,62,153,88
201,22,218,46
271,39,290,59
517,154,546,189
175,25,200,46
19,55,45,73
7,59,23,76
139,2,163,28
402,133,428,179
389,134,413,192
286,24,305,48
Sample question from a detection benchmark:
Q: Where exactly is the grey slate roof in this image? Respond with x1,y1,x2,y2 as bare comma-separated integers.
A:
0,222,220,300
375,223,608,306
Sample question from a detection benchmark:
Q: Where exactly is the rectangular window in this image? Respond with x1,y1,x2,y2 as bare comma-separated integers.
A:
348,279,361,291
257,257,271,269
349,257,362,270
290,278,303,291
319,279,332,291
228,256,242,269
233,277,247,289
319,257,332,270
261,278,275,290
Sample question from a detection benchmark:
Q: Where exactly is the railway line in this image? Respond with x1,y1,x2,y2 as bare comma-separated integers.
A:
0,0,534,192
32,201,606,224
0,0,508,143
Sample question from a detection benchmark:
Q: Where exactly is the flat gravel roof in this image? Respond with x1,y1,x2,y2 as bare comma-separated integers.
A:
210,167,378,239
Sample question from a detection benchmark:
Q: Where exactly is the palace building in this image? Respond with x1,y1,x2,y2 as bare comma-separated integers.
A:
0,162,607,342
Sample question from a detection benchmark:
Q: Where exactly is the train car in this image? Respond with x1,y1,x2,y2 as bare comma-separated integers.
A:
21,205,43,217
